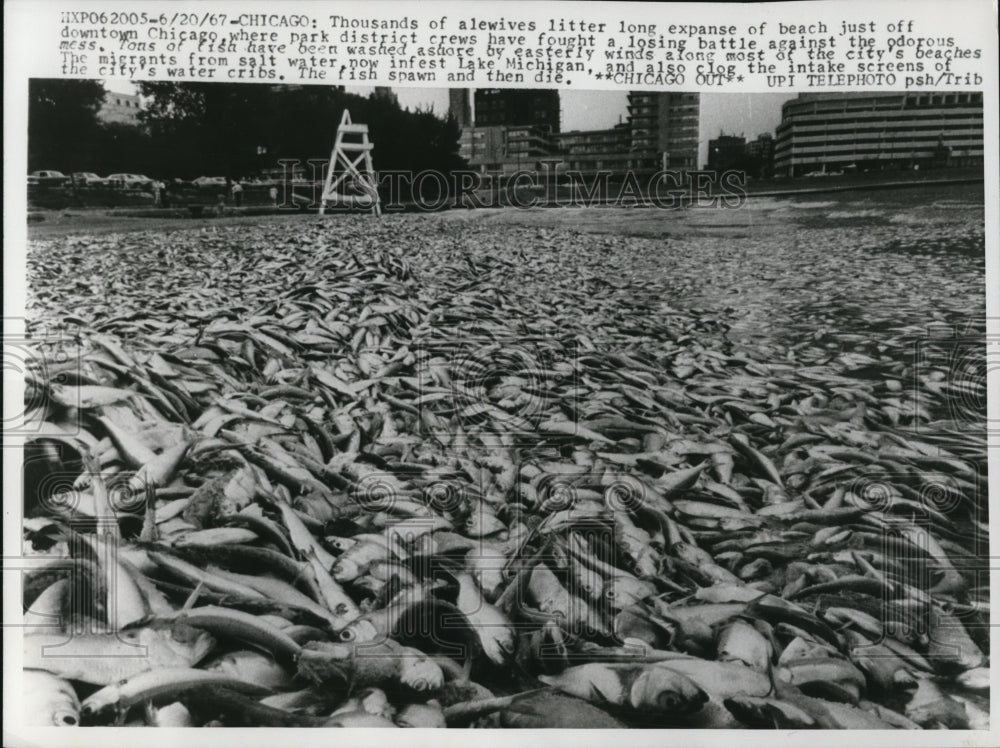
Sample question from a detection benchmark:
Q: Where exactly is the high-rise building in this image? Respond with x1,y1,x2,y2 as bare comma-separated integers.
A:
627,92,700,173
707,134,747,171
474,89,560,132
555,124,633,179
458,124,558,175
774,92,984,176
745,133,775,179
448,89,472,127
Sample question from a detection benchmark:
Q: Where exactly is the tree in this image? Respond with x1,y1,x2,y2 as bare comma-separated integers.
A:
28,79,105,171
137,83,464,186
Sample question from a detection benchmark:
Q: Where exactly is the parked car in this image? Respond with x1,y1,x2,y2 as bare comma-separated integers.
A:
71,172,105,186
29,170,69,186
192,176,228,187
107,173,153,188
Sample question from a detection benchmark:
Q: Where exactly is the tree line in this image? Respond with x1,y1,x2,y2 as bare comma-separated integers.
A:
28,80,465,181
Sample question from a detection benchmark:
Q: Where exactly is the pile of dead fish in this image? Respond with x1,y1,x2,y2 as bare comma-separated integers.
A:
21,217,987,729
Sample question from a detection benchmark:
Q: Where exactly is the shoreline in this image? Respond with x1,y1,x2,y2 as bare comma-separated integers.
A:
28,169,985,221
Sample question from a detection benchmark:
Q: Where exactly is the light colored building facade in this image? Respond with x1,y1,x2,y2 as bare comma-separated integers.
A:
774,92,984,176
628,92,700,174
450,89,702,180
97,91,143,126
555,125,633,179
457,124,558,176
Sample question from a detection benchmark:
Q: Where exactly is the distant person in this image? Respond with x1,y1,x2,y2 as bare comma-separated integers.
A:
269,185,278,206
232,180,244,207
153,180,164,205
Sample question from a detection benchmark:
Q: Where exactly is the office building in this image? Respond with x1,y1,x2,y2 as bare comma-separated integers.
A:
474,89,561,132
448,89,472,128
628,92,700,174
555,124,633,179
745,133,775,178
774,92,984,176
707,134,747,172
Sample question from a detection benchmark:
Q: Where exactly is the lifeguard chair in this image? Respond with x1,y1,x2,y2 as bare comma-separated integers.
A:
319,110,381,216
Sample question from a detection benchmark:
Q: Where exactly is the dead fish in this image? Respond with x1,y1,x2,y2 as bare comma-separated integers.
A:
325,710,399,727
148,550,265,599
329,686,394,720
715,619,771,672
98,416,157,469
23,578,69,635
527,620,571,674
332,539,396,583
81,667,270,721
202,650,295,690
651,601,748,648
673,541,743,586
180,686,322,727
128,440,190,492
904,676,970,729
83,534,152,629
723,694,818,728
763,676,900,729
50,384,134,409
297,639,444,692
453,571,514,664
165,605,302,662
276,500,338,571
926,606,985,672
23,669,81,726
499,692,626,728
539,663,708,718
24,622,214,685
778,656,867,703
611,511,660,578
652,657,773,727
145,701,194,727
173,526,259,547
955,666,990,692
395,702,447,728
527,563,607,637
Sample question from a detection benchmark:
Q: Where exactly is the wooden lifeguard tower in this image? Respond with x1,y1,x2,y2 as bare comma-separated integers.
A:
319,110,381,216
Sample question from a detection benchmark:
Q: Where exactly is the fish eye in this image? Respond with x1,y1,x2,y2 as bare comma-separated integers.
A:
657,693,680,710
339,629,355,642
55,711,78,726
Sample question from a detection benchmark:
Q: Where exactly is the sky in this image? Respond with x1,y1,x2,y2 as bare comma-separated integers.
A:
108,82,795,167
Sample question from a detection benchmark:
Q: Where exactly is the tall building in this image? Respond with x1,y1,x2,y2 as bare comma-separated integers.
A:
555,124,633,179
448,89,472,128
458,124,557,175
707,134,747,171
97,91,142,126
745,133,775,179
457,89,560,174
774,92,984,176
474,89,560,132
627,92,700,174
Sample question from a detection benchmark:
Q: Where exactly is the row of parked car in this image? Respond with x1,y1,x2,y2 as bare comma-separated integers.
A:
28,170,156,188
27,171,252,190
